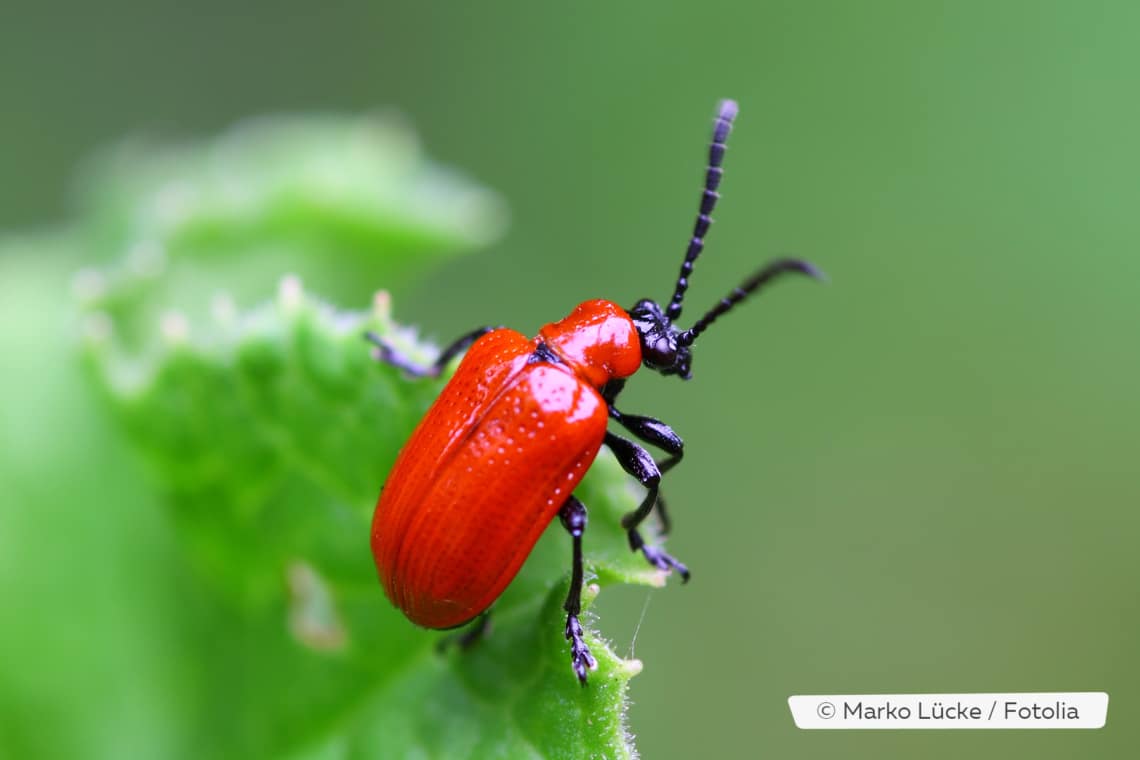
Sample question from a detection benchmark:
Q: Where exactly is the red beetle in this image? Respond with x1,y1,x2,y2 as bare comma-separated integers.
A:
368,100,822,682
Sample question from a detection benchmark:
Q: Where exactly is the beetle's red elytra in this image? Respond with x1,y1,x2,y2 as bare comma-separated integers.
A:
373,301,637,629
368,100,823,683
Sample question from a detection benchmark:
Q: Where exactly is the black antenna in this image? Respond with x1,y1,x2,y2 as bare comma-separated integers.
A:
665,99,739,322
677,259,824,347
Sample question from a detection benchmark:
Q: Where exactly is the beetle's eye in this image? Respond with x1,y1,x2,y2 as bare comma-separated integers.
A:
644,337,676,369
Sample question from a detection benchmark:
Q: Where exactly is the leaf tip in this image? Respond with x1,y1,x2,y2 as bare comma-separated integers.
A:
618,657,644,678
583,582,601,609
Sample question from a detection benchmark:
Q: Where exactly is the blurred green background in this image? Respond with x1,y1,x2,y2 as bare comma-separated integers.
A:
3,1,1138,758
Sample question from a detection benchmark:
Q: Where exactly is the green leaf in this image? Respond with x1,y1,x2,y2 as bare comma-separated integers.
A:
70,112,509,352
71,114,664,759
82,279,660,759
76,111,506,264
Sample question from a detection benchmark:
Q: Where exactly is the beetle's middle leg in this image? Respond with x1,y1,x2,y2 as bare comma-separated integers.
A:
365,325,496,379
604,432,690,581
559,495,596,685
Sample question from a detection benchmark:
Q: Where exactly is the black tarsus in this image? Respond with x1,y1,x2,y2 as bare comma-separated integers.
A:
365,325,497,378
559,495,596,684
678,258,824,348
665,99,739,323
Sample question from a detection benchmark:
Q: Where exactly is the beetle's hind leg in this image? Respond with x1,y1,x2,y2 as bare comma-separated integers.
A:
435,610,492,653
604,432,690,581
365,325,496,379
559,495,597,685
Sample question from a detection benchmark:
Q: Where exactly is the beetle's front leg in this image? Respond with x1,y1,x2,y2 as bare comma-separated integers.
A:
559,495,596,684
604,380,686,534
604,432,690,581
365,325,497,379
608,408,685,534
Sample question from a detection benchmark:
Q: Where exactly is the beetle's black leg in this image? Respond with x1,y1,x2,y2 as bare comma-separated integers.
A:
604,381,685,474
365,325,497,379
435,609,492,653
600,378,626,406
609,409,684,476
653,492,675,536
608,407,685,534
559,495,596,684
604,432,690,581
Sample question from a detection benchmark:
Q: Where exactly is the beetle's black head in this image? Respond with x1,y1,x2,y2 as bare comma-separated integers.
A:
630,100,824,382
629,298,693,379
